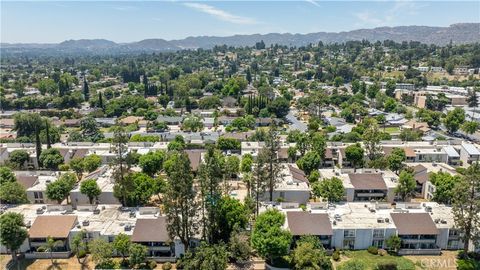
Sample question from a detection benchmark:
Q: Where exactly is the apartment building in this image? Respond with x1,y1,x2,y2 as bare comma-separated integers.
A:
278,201,464,255
319,168,398,202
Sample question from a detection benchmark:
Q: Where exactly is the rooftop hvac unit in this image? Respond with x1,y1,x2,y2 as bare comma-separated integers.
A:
36,208,44,214
82,220,90,227
124,224,132,231
377,218,384,223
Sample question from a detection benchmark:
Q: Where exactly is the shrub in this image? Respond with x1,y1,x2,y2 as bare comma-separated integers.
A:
78,250,87,258
332,250,341,261
58,164,70,171
367,246,378,255
378,249,387,256
338,260,366,270
161,262,172,270
376,262,398,270
148,260,157,269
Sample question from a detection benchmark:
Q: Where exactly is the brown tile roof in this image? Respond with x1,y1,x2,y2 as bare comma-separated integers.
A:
58,149,70,159
414,173,429,184
383,147,415,158
324,148,335,159
278,148,289,160
131,217,170,242
288,165,308,182
287,212,333,236
184,150,204,171
391,213,438,235
29,216,77,239
16,175,38,189
412,164,427,174
119,116,143,125
0,119,15,128
72,149,88,159
348,173,387,190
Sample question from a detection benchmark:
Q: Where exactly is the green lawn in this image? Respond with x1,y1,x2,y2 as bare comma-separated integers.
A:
384,126,400,134
337,250,418,270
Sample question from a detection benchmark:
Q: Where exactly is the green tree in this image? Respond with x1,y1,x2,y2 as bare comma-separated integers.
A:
251,209,292,265
111,126,131,206
216,196,249,242
113,233,130,262
385,235,402,253
39,148,64,170
163,151,198,250
444,107,466,133
69,158,85,180
181,242,228,270
312,177,344,202
461,121,479,135
70,230,87,264
430,172,460,204
198,147,225,243
267,97,290,118
41,236,63,266
345,143,364,171
89,238,113,267
291,235,332,270
395,170,416,201
0,181,28,204
128,243,147,269
362,118,382,160
0,166,16,184
8,150,29,170
138,151,165,177
385,80,396,97
387,148,406,174
0,212,28,264
83,154,102,172
225,155,240,179
296,151,321,175
45,173,76,204
240,154,253,173
80,179,101,204
228,231,251,263
452,163,480,254
182,115,204,132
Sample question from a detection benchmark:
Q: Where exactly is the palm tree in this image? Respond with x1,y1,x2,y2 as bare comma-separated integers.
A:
41,236,64,266
70,230,87,264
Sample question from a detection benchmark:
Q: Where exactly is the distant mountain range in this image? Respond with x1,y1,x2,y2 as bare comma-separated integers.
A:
2,23,479,53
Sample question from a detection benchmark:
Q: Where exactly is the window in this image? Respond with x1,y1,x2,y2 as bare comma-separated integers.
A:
449,230,460,237
447,240,459,249
344,230,355,238
373,229,384,238
343,240,355,249
372,240,384,248
34,192,44,203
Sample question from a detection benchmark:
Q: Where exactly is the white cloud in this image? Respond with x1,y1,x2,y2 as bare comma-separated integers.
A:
183,3,257,25
305,0,321,8
355,0,428,27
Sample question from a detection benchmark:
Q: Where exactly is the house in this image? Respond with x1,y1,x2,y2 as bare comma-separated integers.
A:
319,169,397,202
26,215,78,258
286,211,333,249
391,213,440,255
460,142,480,165
70,167,120,207
131,217,184,261
265,164,310,204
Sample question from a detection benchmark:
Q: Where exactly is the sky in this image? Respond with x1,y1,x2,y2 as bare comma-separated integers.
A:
1,0,479,43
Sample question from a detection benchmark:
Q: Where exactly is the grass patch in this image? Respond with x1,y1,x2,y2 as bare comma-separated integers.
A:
338,250,417,270
384,127,400,134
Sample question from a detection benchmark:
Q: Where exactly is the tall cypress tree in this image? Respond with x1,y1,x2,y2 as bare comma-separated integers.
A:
98,92,104,111
35,125,42,168
83,77,90,101
45,119,51,149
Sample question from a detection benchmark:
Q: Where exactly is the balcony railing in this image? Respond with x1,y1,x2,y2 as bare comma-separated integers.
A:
398,248,441,255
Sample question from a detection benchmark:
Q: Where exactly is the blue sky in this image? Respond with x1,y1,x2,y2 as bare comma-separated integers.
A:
2,1,479,43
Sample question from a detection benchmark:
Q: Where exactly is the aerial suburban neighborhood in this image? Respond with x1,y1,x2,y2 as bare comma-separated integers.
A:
1,1,480,270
